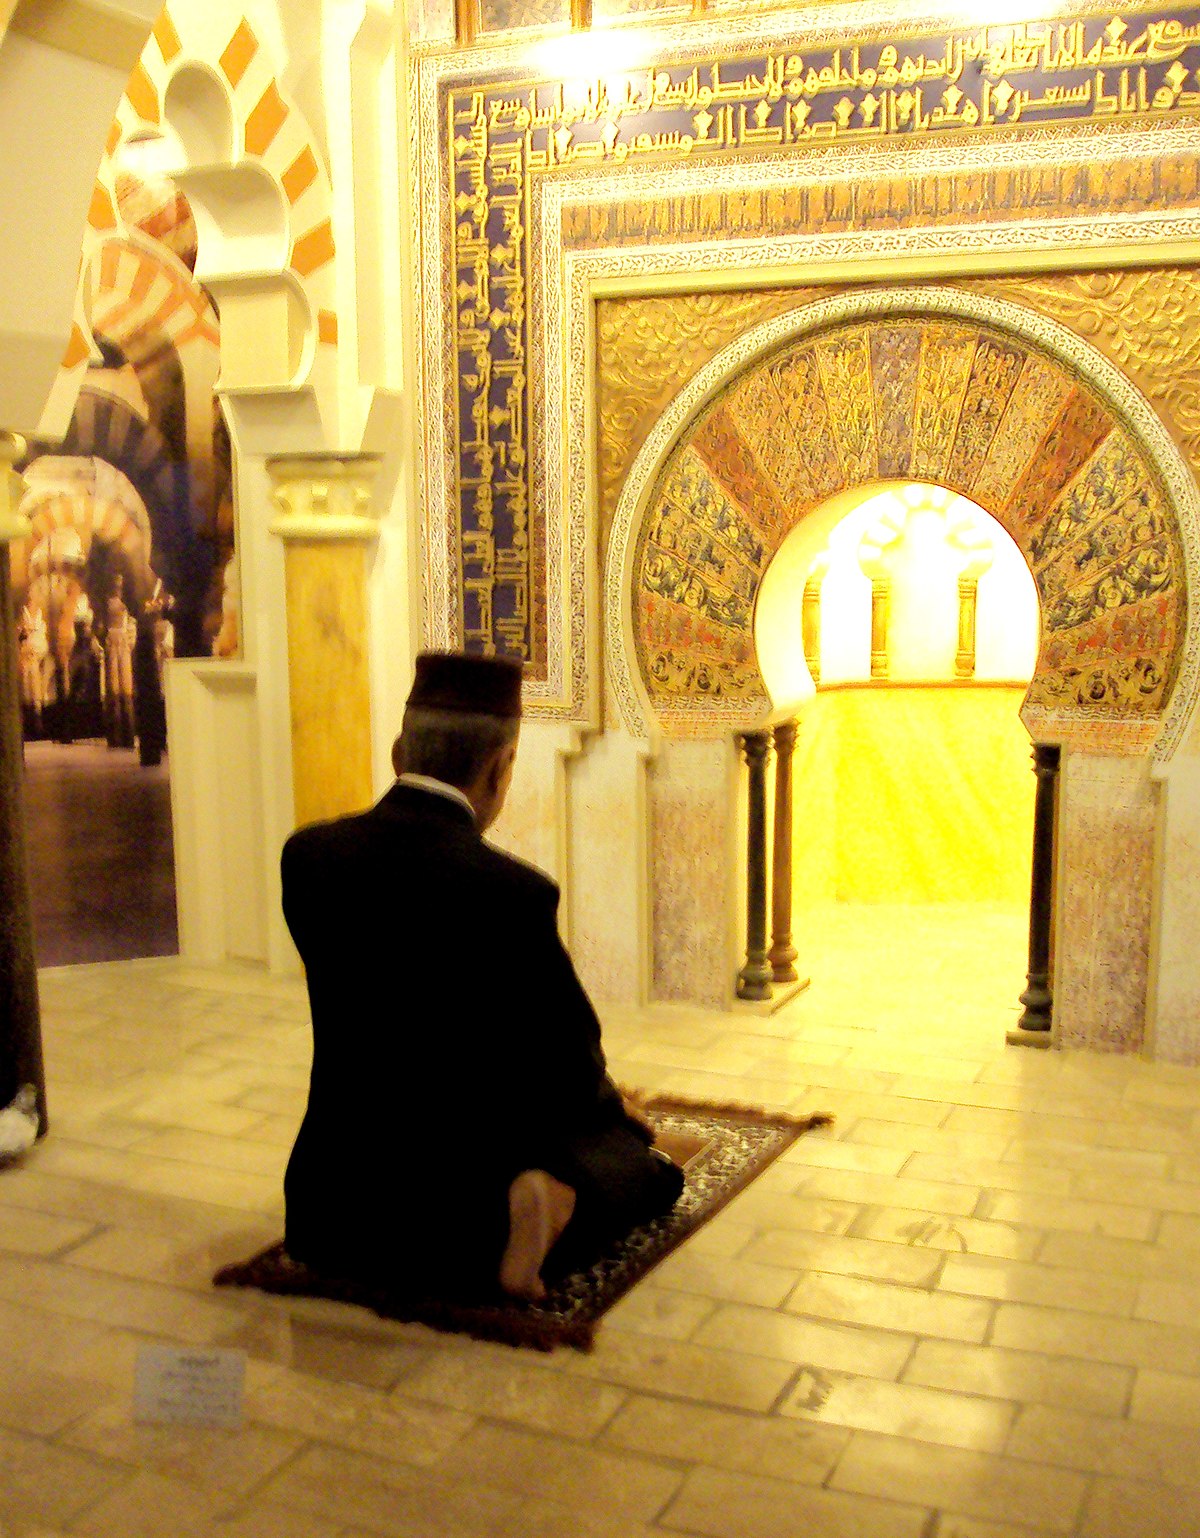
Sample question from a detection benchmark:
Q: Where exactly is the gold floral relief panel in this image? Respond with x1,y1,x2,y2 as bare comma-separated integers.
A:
766,348,844,505
943,335,1028,492
630,307,1187,727
634,446,767,703
1006,389,1115,532
972,354,1075,510
871,324,922,480
725,368,804,512
1030,429,1147,570
961,269,1200,482
911,323,978,484
595,287,824,556
692,404,791,543
814,332,880,483
1037,597,1179,715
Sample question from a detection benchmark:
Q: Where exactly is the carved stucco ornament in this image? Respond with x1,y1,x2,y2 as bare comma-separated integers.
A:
267,455,383,542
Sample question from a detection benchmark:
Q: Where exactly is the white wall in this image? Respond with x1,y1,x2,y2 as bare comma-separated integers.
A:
0,0,163,435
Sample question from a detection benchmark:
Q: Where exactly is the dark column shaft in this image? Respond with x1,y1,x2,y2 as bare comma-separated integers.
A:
769,719,798,984
1017,742,1061,1034
737,729,773,1001
0,547,46,1130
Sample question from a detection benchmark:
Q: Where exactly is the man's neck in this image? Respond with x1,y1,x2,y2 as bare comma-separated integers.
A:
396,773,477,821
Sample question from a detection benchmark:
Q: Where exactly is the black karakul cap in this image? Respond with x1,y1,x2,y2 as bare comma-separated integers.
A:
406,651,523,718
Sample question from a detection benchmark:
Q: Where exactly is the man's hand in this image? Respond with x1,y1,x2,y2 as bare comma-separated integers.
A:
619,1084,657,1143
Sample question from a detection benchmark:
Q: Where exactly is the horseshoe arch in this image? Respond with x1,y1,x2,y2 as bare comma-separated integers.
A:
606,285,1200,765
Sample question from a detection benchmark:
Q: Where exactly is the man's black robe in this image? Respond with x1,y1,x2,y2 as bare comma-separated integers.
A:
281,781,680,1292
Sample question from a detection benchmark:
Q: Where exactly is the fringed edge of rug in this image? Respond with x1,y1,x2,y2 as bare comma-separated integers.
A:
213,1241,597,1353
622,1085,835,1134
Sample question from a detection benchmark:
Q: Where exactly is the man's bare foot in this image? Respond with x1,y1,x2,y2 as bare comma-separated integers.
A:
499,1170,576,1302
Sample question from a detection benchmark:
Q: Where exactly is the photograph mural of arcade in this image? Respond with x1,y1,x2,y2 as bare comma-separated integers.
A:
13,168,236,765
9,152,238,966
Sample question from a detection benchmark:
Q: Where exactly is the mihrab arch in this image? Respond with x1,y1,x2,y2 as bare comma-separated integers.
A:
607,286,1200,762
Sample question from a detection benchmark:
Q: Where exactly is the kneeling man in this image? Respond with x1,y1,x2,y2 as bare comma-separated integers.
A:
281,651,683,1301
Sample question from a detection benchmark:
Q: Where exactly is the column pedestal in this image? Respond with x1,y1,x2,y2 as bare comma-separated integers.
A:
0,433,46,1135
268,455,382,831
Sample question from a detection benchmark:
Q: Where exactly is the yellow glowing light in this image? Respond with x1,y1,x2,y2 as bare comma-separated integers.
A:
530,26,651,85
754,482,1039,704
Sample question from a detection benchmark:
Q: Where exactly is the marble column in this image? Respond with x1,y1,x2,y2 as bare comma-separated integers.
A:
870,578,891,679
955,576,979,679
0,434,46,1133
268,454,382,832
1009,742,1061,1046
769,719,799,984
737,729,773,1001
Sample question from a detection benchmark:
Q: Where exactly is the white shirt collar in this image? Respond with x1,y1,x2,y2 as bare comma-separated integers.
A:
396,773,476,820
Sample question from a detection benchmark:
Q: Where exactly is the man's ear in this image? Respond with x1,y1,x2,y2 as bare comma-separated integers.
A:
489,740,515,792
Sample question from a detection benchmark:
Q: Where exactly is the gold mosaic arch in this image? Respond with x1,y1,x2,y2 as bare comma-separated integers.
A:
615,287,1195,751
60,10,337,390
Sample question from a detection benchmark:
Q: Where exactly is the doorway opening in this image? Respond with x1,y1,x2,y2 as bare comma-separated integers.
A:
755,481,1041,1045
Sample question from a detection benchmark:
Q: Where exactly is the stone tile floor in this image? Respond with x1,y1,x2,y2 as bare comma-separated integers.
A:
3,904,1200,1537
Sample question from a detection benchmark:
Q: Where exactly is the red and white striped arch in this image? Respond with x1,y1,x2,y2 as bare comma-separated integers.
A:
89,239,220,364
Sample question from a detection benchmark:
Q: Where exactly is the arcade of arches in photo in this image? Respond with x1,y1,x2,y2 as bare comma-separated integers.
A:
13,0,1200,1067
14,172,234,760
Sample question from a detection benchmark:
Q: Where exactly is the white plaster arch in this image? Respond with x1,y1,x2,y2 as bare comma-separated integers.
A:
162,61,236,166
0,0,161,436
606,284,1200,764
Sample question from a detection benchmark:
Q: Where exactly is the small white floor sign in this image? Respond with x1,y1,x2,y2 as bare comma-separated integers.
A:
133,1345,245,1428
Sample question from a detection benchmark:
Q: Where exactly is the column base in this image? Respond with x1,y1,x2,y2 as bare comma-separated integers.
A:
734,977,811,1016
1006,1024,1055,1049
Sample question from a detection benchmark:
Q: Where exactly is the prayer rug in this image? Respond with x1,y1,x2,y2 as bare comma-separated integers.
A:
213,1096,832,1352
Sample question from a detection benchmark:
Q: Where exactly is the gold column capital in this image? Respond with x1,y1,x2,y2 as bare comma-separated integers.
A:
267,453,383,543
0,434,29,546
